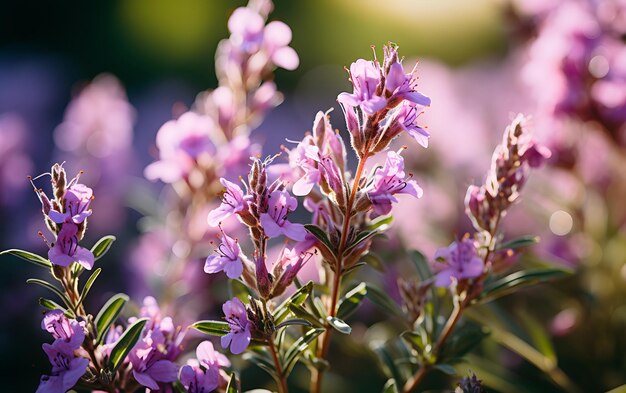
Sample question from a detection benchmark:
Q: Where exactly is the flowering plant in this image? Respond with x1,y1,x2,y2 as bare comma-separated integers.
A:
1,1,584,392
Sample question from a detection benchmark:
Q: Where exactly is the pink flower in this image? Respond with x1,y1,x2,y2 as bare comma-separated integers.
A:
48,221,94,269
205,229,243,279
207,178,249,227
260,190,306,241
434,238,484,287
366,150,423,217
48,184,93,224
41,310,85,353
338,59,386,114
221,297,251,355
179,341,231,393
145,112,215,183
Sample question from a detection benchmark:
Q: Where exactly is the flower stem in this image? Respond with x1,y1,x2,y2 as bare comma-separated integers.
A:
269,334,288,393
311,154,369,393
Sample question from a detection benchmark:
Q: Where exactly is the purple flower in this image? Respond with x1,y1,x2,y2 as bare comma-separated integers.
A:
366,150,423,217
179,341,229,392
221,297,251,355
272,247,313,296
36,340,89,393
434,238,484,288
129,328,179,390
260,190,306,241
48,221,94,269
337,59,386,114
48,184,93,224
41,310,85,352
228,7,265,53
290,137,322,196
262,20,299,71
387,102,430,148
383,45,431,107
145,112,215,183
207,178,249,227
205,229,243,279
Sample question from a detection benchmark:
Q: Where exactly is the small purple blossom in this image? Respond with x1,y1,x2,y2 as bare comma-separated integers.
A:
36,340,89,393
207,178,249,227
366,150,423,217
383,45,431,107
129,328,179,390
48,221,94,269
338,59,386,114
205,229,243,279
41,310,85,352
180,340,231,391
387,102,430,148
434,238,484,288
221,297,251,355
260,190,307,241
48,184,93,224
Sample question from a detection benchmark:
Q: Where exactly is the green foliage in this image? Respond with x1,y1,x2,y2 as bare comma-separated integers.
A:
95,293,129,343
191,320,231,336
108,317,148,373
91,235,116,261
1,249,52,269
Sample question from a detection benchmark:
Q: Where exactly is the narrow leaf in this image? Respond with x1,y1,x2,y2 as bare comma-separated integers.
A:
304,224,335,255
409,250,432,281
433,364,457,375
344,230,380,255
274,281,313,324
191,320,231,337
1,249,52,269
367,215,393,231
365,284,403,317
78,268,101,307
95,293,129,343
226,373,238,393
326,316,351,334
288,304,324,328
38,298,70,315
382,379,399,393
283,328,324,375
26,279,73,309
108,317,148,373
480,268,571,303
497,235,539,251
91,235,116,261
337,282,367,319
275,319,313,330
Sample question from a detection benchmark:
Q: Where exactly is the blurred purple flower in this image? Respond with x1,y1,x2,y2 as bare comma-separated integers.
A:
221,297,251,355
434,238,484,287
145,111,216,183
0,113,33,206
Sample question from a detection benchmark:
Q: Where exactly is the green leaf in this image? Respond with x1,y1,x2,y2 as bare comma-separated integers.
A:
91,235,116,261
439,323,490,362
337,282,367,319
228,278,254,301
77,268,101,307
288,304,324,328
108,317,148,373
341,261,367,276
433,363,457,375
326,316,351,334
368,215,393,231
191,320,231,336
95,293,129,343
274,281,313,324
244,350,277,377
226,373,238,393
361,253,385,272
517,313,556,365
304,224,335,256
283,328,324,375
382,378,399,393
38,298,72,317
1,249,52,269
480,268,572,303
409,250,432,281
275,319,313,330
26,279,73,309
497,235,539,250
344,230,380,255
365,284,403,317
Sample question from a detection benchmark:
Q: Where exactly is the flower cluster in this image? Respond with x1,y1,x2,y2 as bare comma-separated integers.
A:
36,311,89,393
32,164,95,270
